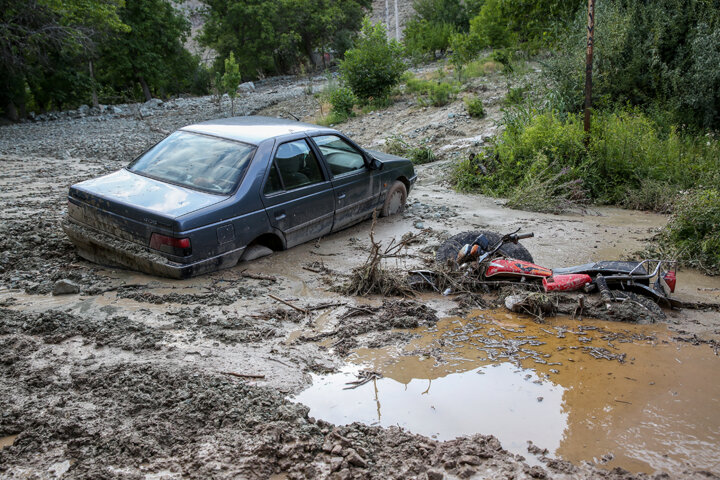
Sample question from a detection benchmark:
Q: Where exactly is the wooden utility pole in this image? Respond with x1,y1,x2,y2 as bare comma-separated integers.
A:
583,0,595,136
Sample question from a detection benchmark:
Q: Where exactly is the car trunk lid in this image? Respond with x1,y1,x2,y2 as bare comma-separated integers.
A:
68,169,227,244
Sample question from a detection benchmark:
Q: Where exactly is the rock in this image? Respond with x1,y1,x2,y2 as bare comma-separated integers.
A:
457,455,481,466
414,221,425,229
345,449,368,468
78,104,90,115
426,471,444,480
144,98,163,109
111,106,123,115
238,81,255,93
139,107,154,117
52,279,80,296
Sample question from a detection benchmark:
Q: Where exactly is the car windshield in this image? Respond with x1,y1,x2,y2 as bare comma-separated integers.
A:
127,131,256,195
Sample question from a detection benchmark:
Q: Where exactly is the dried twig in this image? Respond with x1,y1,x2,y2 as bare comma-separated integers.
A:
241,269,277,282
267,294,309,314
220,372,265,380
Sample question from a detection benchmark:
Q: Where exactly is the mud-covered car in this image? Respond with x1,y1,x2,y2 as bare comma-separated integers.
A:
63,116,416,278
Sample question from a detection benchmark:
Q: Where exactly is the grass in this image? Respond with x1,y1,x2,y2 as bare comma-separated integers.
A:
384,134,437,165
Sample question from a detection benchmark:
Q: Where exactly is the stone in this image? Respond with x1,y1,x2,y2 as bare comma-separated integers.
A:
144,98,163,109
426,471,444,480
52,279,80,296
345,449,368,468
238,81,255,93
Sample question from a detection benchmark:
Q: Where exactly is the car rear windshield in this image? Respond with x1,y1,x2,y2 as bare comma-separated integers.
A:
127,131,256,195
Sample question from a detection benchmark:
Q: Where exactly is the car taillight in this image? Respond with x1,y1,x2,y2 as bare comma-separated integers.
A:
663,270,676,293
149,233,192,257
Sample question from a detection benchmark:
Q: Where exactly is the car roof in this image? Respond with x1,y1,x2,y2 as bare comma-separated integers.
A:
180,116,334,145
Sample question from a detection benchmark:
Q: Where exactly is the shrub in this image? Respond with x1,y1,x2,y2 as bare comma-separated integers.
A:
452,107,720,209
405,77,459,106
504,85,527,105
328,86,356,118
657,189,720,274
464,95,485,117
339,19,406,101
384,135,437,165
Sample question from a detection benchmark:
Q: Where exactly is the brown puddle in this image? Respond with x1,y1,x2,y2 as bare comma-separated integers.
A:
292,311,720,475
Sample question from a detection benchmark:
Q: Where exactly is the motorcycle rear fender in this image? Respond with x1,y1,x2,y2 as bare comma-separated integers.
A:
485,259,552,279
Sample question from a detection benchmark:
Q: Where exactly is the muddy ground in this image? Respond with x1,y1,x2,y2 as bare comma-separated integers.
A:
1,65,720,480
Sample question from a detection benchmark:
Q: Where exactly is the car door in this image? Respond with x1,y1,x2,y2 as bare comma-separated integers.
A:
261,138,335,248
310,134,382,232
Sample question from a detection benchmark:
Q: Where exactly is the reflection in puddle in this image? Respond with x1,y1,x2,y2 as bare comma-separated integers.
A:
293,311,720,475
295,362,567,456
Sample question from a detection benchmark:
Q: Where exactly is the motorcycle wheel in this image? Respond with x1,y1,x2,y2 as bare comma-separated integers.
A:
435,230,534,266
612,291,666,323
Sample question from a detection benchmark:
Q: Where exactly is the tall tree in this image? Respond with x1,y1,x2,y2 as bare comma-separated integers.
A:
96,0,192,101
0,0,127,119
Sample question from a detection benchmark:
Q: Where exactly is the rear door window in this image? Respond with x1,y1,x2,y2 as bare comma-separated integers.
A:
268,139,325,192
312,135,366,177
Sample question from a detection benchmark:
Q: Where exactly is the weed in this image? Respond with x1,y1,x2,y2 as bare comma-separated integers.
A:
384,134,437,165
405,77,459,107
464,95,485,118
656,189,720,275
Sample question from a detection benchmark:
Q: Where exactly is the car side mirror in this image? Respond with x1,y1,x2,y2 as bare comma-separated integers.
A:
368,157,384,171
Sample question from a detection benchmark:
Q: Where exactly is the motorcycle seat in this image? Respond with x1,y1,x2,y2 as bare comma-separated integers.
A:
553,261,648,276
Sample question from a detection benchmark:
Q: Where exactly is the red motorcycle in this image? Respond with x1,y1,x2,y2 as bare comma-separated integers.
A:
413,229,679,312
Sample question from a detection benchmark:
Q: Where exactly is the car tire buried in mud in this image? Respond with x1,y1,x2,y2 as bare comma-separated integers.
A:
436,230,534,266
381,180,407,217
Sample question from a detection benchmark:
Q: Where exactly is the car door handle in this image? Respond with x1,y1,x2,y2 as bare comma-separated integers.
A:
275,212,286,221
337,192,346,199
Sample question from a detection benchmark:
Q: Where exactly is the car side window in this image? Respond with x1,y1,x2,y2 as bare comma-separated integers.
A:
263,162,283,195
312,135,366,177
272,139,325,191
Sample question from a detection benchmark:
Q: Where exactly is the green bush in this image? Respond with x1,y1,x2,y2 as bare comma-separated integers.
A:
464,95,485,117
658,189,720,274
384,135,437,165
504,85,527,105
452,108,720,208
339,19,406,101
328,86,357,118
405,77,459,106
404,20,456,58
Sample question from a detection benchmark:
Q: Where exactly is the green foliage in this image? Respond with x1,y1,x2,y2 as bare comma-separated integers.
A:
412,0,478,31
405,77,459,107
339,19,405,100
0,0,128,116
200,0,371,79
545,0,720,130
452,108,720,209
505,163,587,214
403,20,456,59
658,189,720,274
384,135,437,165
96,0,195,101
222,53,242,115
504,85,527,106
464,95,485,118
328,86,357,118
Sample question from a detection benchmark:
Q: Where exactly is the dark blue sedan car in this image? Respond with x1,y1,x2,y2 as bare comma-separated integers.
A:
63,116,416,278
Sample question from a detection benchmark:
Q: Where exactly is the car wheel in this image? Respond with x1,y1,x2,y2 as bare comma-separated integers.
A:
381,180,407,217
435,230,534,266
240,244,274,262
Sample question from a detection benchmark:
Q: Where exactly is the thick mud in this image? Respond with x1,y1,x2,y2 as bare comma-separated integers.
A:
2,63,720,479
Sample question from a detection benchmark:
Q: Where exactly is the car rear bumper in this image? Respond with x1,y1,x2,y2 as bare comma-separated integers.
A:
62,218,244,279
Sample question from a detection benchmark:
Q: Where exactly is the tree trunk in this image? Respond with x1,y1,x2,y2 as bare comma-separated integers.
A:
138,75,152,102
385,0,389,38
583,0,595,137
89,60,99,108
4,101,19,122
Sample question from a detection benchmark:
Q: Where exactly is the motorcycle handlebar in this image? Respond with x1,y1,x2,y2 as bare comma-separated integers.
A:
515,232,534,240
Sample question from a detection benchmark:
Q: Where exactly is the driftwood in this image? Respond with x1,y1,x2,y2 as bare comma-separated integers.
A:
220,372,265,380
267,294,309,314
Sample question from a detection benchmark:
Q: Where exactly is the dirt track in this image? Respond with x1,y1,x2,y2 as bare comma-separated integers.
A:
1,69,720,479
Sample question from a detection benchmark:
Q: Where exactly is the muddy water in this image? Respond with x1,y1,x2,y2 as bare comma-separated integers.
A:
293,311,720,475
